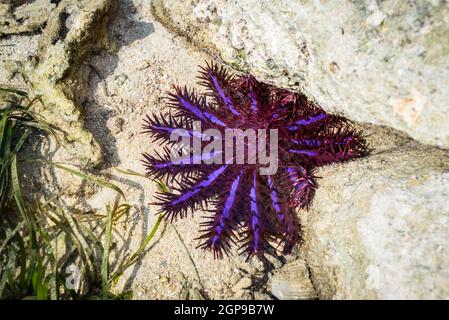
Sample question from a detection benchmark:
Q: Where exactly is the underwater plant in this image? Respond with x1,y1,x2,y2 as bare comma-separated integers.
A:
142,62,368,259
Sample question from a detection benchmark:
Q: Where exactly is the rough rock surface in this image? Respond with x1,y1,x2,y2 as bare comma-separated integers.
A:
20,0,118,168
301,125,449,299
152,0,449,149
0,0,56,36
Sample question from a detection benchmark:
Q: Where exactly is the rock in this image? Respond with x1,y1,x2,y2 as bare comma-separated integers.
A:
263,254,285,270
301,124,449,299
249,257,265,272
0,1,57,36
151,0,449,149
270,259,317,300
178,285,189,300
239,291,253,300
231,277,252,293
21,0,118,168
188,287,205,300
253,292,272,300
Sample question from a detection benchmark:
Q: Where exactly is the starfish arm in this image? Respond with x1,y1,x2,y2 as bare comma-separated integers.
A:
299,127,367,166
286,113,328,131
167,86,228,127
267,175,303,254
239,173,276,259
142,148,222,182
142,113,208,144
154,165,228,220
198,61,241,116
196,172,242,258
278,166,316,210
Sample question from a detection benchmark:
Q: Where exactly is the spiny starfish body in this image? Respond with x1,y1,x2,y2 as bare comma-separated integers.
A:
142,62,367,259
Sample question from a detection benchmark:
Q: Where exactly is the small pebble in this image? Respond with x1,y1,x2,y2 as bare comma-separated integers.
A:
231,277,252,293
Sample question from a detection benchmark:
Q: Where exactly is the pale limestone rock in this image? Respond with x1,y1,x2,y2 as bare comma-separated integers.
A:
23,0,118,167
301,125,449,299
151,0,449,148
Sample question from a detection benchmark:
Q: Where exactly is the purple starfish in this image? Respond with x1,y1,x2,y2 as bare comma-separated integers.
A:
142,62,368,259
